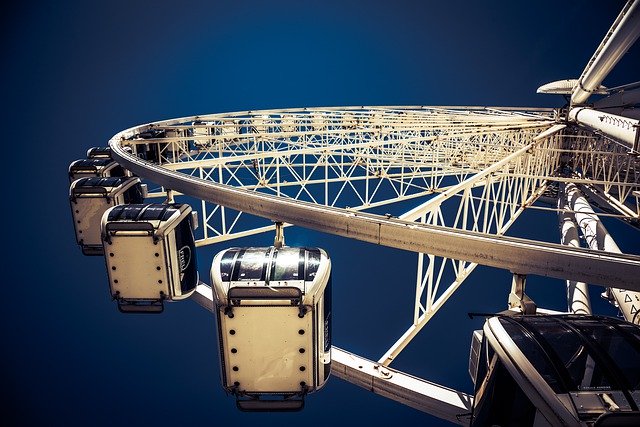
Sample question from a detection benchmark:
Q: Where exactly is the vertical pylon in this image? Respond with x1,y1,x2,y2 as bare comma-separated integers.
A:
559,183,592,315
565,182,640,323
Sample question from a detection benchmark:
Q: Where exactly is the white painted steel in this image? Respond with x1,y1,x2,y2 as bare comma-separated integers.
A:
192,284,472,425
558,184,591,315
565,183,640,324
331,347,473,425
70,177,143,253
210,247,332,395
563,129,640,215
99,105,640,424
101,203,197,302
108,109,640,290
537,79,607,95
111,149,640,289
64,0,640,420
379,179,553,367
221,306,314,392
568,107,640,151
571,0,640,105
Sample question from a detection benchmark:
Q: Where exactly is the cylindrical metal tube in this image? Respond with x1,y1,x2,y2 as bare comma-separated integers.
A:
568,107,639,151
559,184,592,315
571,1,640,105
565,183,640,323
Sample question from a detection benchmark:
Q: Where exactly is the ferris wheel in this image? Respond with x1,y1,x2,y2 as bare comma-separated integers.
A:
68,1,640,425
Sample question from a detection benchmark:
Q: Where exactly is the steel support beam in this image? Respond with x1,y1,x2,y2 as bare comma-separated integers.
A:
191,284,473,426
331,347,472,425
569,107,640,152
565,182,640,323
559,184,592,315
571,0,640,106
111,142,640,290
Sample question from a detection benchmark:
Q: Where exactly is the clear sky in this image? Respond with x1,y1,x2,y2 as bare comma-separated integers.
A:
3,1,639,426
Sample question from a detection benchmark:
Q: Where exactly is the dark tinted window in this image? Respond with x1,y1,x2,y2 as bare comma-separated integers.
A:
87,146,111,157
322,275,333,381
107,204,177,222
140,205,177,221
123,184,145,204
574,319,640,390
324,275,332,353
305,249,321,281
109,164,126,177
500,318,564,393
472,357,536,426
219,249,238,282
271,248,303,281
75,158,113,168
619,324,640,342
108,204,144,221
235,248,268,281
505,316,631,393
174,217,198,293
138,129,166,139
79,177,125,188
528,317,615,392
474,337,489,394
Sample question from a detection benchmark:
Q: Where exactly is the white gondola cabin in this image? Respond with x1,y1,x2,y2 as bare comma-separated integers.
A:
86,145,132,159
211,246,332,411
101,203,199,313
69,176,146,255
86,146,112,158
68,158,126,183
469,314,640,426
132,128,187,163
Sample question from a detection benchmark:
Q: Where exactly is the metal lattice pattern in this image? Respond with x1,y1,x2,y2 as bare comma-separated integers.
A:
114,106,638,366
128,107,555,244
563,128,640,218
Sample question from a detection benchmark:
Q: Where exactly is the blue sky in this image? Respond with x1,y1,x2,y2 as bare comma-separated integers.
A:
3,1,639,426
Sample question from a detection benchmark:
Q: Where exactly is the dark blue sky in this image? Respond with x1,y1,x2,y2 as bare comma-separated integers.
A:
3,1,638,426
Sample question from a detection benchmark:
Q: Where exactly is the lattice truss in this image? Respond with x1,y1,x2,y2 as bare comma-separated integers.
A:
561,127,640,219
122,106,639,365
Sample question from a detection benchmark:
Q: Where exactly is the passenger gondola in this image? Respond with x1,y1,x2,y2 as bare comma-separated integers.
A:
86,145,132,159
68,158,126,183
132,128,186,163
86,146,113,158
69,176,146,255
210,246,332,411
469,314,640,426
101,203,199,313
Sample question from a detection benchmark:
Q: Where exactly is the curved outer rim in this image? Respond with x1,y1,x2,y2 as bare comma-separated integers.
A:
108,107,640,290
